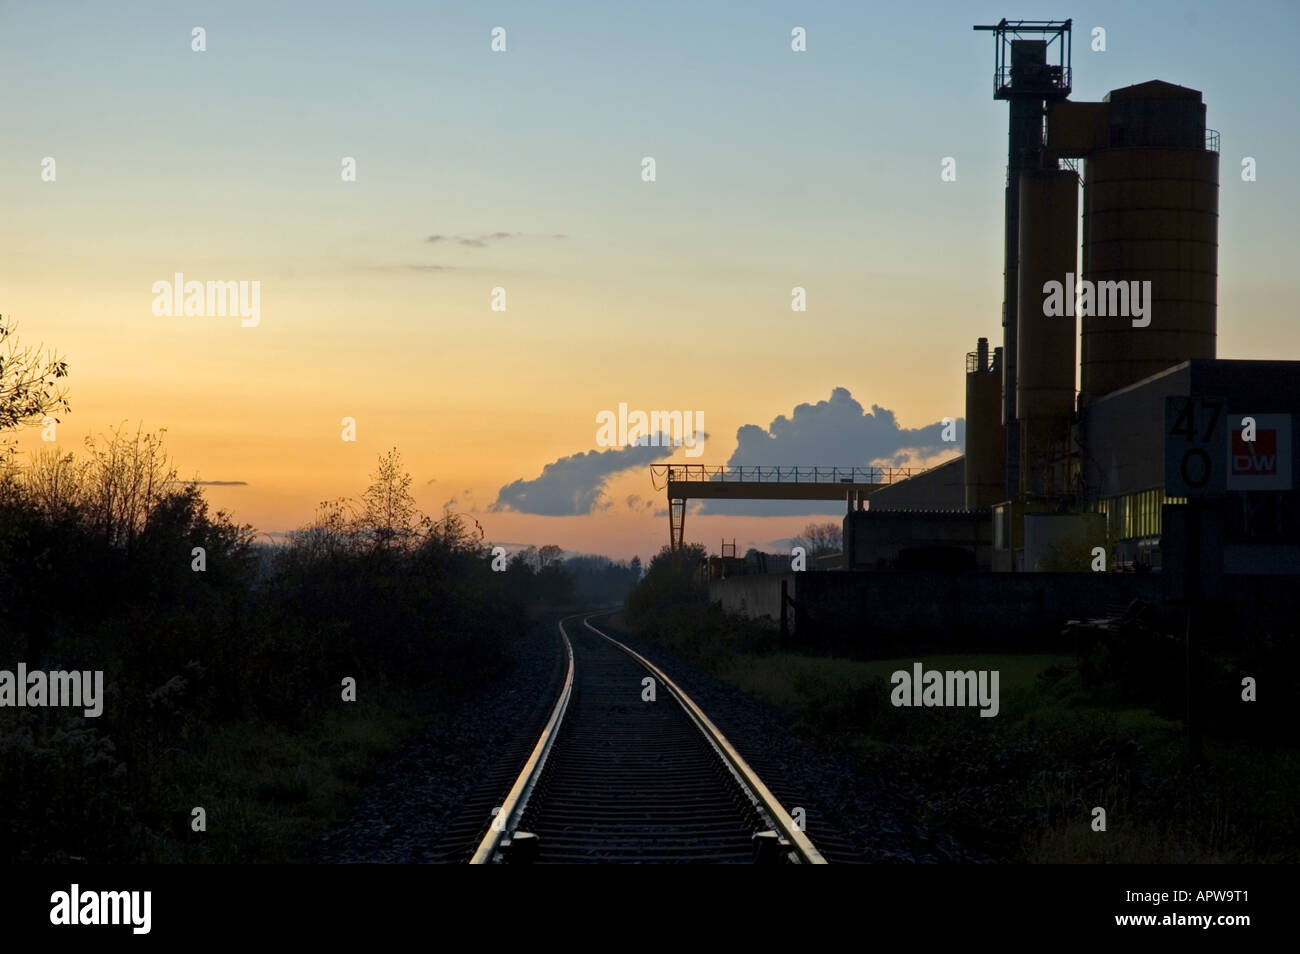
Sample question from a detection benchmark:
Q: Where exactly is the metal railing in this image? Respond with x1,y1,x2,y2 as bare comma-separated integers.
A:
994,64,1071,96
652,464,919,488
1205,128,1220,152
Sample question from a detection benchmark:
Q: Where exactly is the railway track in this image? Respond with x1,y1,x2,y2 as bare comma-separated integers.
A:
468,613,826,864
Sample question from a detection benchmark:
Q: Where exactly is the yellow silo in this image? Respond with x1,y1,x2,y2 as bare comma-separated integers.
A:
1079,82,1219,405
1016,167,1079,497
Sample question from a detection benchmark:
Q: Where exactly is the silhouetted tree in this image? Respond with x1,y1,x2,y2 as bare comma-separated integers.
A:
793,521,841,557
286,497,359,560
0,315,70,437
427,507,485,553
22,447,83,521
624,543,709,620
79,424,178,550
358,447,419,550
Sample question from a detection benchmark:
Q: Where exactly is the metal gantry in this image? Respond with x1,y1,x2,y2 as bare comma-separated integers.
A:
651,465,920,550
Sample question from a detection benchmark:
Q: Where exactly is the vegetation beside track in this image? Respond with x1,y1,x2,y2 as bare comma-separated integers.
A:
616,545,1300,863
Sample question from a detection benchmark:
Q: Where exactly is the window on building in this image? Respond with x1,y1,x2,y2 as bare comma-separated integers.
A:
1107,488,1180,541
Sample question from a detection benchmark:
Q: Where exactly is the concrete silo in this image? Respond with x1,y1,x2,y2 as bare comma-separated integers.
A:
1016,167,1079,497
1055,81,1220,405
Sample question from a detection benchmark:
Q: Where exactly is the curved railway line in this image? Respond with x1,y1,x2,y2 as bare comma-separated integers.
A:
465,614,826,864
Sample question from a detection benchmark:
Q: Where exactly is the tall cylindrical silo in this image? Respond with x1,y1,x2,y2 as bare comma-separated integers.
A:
1079,84,1218,405
1017,167,1080,421
1016,167,1078,497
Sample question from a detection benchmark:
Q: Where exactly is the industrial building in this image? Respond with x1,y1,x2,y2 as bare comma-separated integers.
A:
843,19,1300,578
698,18,1299,650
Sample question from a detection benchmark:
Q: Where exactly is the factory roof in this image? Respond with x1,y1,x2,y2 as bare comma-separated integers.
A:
1087,358,1300,412
1105,79,1203,102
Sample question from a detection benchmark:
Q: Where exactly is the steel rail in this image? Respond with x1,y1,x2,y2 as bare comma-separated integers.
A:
472,612,827,864
582,614,827,865
468,615,576,864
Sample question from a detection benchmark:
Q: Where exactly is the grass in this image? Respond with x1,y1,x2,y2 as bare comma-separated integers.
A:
721,651,1071,716
618,608,1300,863
138,690,425,863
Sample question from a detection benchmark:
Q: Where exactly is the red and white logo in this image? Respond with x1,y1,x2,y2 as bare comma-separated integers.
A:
1226,414,1292,491
1232,428,1278,476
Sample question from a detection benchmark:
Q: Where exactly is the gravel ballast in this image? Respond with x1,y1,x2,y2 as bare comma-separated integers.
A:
314,610,986,863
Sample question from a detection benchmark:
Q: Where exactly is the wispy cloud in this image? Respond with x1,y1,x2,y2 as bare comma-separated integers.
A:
624,494,655,513
440,489,484,513
425,232,567,248
427,231,517,247
353,263,459,273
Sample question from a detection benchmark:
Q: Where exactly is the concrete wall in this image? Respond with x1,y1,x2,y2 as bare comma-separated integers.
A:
845,509,993,571
793,571,1162,654
708,572,792,624
710,567,1300,656
710,570,1162,655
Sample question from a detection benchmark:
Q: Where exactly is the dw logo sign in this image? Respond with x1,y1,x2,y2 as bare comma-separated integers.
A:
1228,414,1292,491
1232,427,1277,476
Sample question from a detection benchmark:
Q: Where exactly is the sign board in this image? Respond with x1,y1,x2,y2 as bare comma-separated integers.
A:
1165,396,1226,497
1227,413,1292,491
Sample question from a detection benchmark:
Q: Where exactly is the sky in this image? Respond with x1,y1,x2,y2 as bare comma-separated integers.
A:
2,0,1298,560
